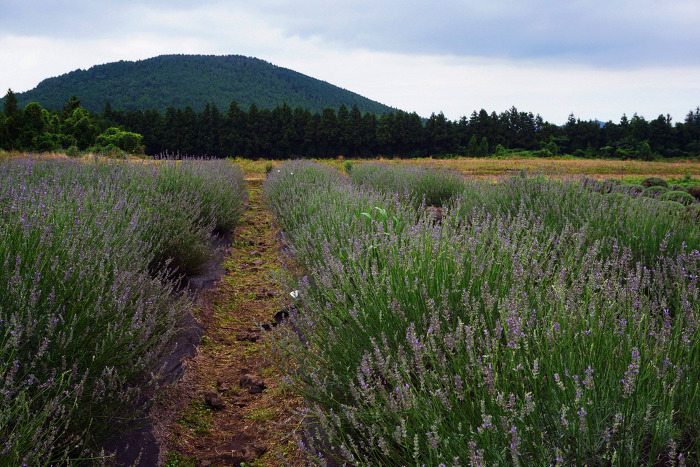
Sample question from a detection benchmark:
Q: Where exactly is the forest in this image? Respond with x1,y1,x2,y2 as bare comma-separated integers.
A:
8,54,396,116
1,89,699,160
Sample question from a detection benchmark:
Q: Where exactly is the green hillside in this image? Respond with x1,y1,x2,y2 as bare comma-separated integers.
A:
10,54,398,115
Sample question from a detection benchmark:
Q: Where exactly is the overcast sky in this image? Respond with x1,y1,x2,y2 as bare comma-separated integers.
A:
1,0,699,124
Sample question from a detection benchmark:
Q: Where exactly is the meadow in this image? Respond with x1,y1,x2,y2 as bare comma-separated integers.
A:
264,161,699,465
0,156,245,464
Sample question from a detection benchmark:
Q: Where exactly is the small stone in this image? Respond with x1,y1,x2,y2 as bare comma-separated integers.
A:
239,373,266,394
251,259,263,266
250,250,261,257
199,460,212,467
236,331,260,342
204,390,225,410
242,443,268,463
216,379,231,392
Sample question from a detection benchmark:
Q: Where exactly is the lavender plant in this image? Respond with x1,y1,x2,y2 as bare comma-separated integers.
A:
349,161,465,208
265,161,699,465
0,156,246,464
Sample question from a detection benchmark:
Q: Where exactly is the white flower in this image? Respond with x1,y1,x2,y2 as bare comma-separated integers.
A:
290,290,300,299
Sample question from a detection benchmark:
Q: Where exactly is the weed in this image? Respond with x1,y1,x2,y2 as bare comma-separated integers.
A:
164,452,198,467
177,400,214,436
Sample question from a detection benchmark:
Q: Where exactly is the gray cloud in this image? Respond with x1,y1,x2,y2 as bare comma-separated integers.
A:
251,0,700,67
2,0,697,67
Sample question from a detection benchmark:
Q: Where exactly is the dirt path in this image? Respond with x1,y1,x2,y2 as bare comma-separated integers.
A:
152,179,307,466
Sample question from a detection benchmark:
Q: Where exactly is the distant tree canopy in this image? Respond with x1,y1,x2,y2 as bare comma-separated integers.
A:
1,89,699,160
6,54,397,116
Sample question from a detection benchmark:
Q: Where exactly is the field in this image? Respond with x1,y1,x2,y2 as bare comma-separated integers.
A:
1,153,699,465
0,155,246,464
233,156,700,181
264,161,699,465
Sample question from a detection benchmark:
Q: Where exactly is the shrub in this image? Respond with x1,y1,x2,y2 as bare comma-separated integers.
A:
65,145,81,158
659,200,687,213
688,185,700,200
626,184,645,197
349,162,465,208
344,160,353,174
660,190,696,206
605,192,628,204
265,161,274,175
545,141,559,156
642,185,669,198
685,203,700,219
670,185,687,192
612,184,646,198
640,176,669,188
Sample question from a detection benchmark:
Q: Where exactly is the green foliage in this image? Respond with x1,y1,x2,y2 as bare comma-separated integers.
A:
349,162,465,208
545,141,559,156
477,136,489,157
10,54,396,116
95,126,144,153
641,176,669,188
65,145,81,158
164,453,198,467
642,185,670,198
4,64,700,158
344,160,353,174
660,190,696,206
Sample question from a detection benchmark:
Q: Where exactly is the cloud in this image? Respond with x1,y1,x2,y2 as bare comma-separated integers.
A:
1,0,698,125
250,0,700,67
271,49,700,124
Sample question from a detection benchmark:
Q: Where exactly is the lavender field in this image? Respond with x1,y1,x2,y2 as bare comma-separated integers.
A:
265,161,699,465
0,157,245,464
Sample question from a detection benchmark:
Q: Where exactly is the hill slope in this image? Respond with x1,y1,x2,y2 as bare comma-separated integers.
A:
11,54,398,115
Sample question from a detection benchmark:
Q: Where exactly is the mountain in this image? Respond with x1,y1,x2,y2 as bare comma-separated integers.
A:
10,54,398,115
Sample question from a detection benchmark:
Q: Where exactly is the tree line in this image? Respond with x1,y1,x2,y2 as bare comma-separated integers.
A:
2,89,699,159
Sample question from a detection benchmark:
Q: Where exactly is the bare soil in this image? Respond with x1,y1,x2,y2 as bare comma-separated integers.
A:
152,179,308,467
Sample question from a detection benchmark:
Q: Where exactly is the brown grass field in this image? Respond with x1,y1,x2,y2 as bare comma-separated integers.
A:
231,155,700,183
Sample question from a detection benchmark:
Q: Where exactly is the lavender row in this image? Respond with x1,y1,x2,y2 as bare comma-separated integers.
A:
264,161,699,465
0,157,245,464
348,162,466,208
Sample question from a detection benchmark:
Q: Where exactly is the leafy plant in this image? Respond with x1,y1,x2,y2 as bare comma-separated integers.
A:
660,190,696,206
641,176,669,188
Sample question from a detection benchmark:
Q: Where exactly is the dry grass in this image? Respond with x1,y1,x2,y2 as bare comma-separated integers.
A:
230,156,700,181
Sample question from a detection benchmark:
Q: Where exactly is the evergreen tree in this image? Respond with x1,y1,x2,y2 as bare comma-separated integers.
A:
225,100,246,156
318,107,338,157
466,134,478,157
1,89,22,149
477,136,489,157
